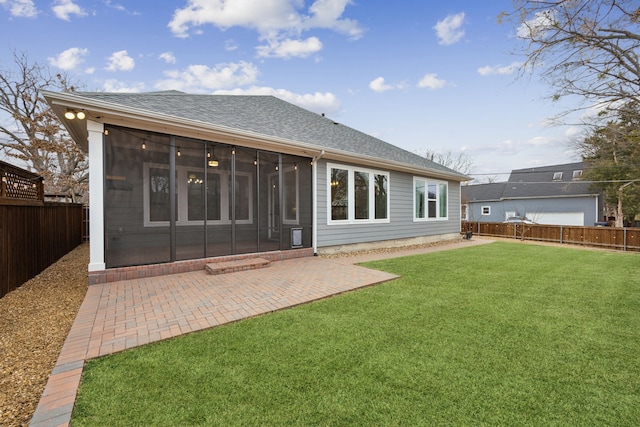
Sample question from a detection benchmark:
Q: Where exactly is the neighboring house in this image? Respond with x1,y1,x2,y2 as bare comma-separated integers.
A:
44,91,468,281
462,161,604,226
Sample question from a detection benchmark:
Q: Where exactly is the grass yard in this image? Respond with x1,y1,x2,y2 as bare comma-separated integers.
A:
72,242,640,426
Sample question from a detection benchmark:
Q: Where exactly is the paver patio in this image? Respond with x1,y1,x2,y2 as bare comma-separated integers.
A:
29,238,490,426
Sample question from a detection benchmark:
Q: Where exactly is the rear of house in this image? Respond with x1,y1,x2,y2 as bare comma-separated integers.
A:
45,91,468,282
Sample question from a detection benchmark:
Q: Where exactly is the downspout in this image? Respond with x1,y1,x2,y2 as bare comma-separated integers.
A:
312,150,325,255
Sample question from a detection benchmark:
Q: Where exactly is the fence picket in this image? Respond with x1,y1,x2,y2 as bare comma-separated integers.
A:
462,221,640,252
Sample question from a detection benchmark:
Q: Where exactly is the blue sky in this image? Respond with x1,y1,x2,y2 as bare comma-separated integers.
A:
0,0,583,180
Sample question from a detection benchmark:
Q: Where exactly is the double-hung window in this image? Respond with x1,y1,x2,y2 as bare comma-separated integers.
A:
414,177,448,220
328,164,389,224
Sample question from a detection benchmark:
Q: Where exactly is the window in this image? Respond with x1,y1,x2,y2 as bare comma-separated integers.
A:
330,167,348,221
149,167,171,222
374,174,388,219
553,172,563,181
414,178,448,220
144,163,252,226
482,206,491,215
573,170,583,179
328,164,390,223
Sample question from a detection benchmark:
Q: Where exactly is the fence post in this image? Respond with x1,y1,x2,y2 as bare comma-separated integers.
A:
624,228,627,251
560,225,563,244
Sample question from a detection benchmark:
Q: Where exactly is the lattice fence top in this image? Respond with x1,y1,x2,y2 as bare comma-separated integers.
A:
0,161,44,201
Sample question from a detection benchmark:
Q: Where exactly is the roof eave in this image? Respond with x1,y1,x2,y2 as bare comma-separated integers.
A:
43,91,469,182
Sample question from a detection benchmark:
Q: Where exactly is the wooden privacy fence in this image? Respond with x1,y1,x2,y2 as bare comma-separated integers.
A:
1,160,84,298
0,202,84,298
462,221,640,252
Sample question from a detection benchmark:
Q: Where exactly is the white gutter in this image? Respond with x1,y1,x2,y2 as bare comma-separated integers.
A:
312,150,325,255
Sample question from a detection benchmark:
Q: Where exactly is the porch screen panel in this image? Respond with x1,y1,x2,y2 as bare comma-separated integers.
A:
104,126,170,268
206,144,232,257
258,151,280,252
175,138,205,261
234,147,258,254
281,154,312,249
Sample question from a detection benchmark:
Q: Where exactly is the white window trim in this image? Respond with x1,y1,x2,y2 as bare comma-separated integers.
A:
413,177,448,221
327,163,390,225
143,163,253,227
481,206,491,216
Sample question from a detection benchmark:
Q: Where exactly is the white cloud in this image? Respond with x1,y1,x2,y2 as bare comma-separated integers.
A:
477,62,522,76
155,61,260,92
256,36,322,59
169,0,362,37
159,52,177,64
565,126,584,139
52,0,86,21
433,12,465,46
225,39,238,51
0,0,38,17
104,0,125,12
527,136,551,146
168,0,362,59
368,76,407,93
213,86,341,116
48,47,88,70
369,77,393,93
489,139,519,156
102,79,145,93
106,50,135,71
418,73,447,90
517,9,556,39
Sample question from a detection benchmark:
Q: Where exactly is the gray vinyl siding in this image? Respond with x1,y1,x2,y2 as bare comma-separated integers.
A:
467,196,600,225
316,159,461,248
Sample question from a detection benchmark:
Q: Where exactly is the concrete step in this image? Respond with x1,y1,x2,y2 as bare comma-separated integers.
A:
204,257,271,275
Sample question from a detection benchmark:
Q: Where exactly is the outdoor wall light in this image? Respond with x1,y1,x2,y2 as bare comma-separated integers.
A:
141,142,147,150
64,109,85,120
177,148,181,157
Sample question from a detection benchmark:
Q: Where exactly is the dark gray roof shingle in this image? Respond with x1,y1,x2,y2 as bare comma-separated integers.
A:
463,161,596,201
72,91,466,179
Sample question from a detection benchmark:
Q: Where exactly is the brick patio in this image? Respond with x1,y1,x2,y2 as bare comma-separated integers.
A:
29,238,491,426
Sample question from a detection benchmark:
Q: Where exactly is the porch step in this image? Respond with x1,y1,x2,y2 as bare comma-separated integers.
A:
204,257,271,275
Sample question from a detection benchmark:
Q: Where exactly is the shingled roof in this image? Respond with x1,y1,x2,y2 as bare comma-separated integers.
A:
45,91,468,182
463,161,597,202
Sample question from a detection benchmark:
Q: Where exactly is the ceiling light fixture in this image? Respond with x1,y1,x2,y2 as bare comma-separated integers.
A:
64,109,86,120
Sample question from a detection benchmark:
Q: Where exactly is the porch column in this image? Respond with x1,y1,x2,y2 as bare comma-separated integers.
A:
87,120,105,271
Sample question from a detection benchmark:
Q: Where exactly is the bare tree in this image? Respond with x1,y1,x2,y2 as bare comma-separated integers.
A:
423,149,474,175
500,0,640,121
0,51,87,201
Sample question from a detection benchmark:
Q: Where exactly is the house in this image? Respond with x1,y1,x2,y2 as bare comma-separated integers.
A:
462,161,604,226
44,91,469,283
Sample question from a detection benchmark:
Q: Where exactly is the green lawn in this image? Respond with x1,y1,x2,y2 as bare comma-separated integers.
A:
72,242,640,426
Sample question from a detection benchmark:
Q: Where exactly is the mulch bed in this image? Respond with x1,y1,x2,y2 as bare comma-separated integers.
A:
0,243,88,427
